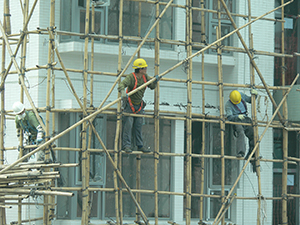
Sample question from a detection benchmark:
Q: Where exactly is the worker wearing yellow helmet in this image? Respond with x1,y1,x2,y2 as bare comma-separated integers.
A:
118,58,160,153
225,89,258,171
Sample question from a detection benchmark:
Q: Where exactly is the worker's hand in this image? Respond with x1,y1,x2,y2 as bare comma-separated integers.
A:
238,115,245,120
120,89,127,101
36,125,44,144
250,89,258,96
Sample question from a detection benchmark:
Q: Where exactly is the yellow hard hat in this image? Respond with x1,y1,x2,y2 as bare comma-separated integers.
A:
132,58,148,69
229,90,241,104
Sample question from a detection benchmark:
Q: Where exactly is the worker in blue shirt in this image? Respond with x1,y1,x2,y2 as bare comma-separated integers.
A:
225,89,258,163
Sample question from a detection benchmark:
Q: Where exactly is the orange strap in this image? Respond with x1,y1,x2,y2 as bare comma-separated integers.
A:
126,73,147,114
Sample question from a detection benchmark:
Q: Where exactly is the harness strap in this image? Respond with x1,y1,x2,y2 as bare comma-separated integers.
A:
231,99,247,114
126,72,147,114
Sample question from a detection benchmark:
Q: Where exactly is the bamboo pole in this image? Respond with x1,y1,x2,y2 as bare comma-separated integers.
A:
43,1,56,224
216,21,226,225
185,1,192,224
115,0,123,224
0,0,7,223
281,1,288,224
212,73,299,225
246,1,262,223
154,1,160,225
81,1,91,224
199,0,206,220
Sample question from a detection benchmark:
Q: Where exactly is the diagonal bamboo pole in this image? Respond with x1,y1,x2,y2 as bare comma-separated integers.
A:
219,0,294,125
0,0,38,91
212,73,299,225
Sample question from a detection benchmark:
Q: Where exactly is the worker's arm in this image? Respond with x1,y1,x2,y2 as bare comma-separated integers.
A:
145,74,157,90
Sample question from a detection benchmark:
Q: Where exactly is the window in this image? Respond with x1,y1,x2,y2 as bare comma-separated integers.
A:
57,113,172,219
60,0,105,42
192,0,235,55
57,113,106,219
60,0,174,49
187,122,238,220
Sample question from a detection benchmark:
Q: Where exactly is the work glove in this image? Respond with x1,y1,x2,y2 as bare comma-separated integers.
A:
120,89,127,102
153,75,161,85
238,115,245,120
250,89,258,96
36,125,44,144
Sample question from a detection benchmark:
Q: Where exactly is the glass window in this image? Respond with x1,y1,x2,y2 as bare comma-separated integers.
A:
192,0,235,55
60,0,174,48
187,122,238,219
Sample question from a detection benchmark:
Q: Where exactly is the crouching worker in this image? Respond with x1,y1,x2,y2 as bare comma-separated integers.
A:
225,89,258,172
13,102,45,162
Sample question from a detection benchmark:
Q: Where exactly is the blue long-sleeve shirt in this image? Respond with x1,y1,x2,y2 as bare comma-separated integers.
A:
225,92,251,121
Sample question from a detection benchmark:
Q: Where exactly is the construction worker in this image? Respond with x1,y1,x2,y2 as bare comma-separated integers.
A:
12,101,45,162
118,58,159,153
225,89,258,163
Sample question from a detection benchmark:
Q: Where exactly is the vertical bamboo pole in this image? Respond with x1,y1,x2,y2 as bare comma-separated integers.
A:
281,0,288,224
18,1,29,223
216,13,225,225
0,1,8,224
137,1,142,58
135,2,142,221
199,0,206,222
247,1,262,222
185,0,193,224
81,0,91,224
4,0,11,35
44,1,55,224
154,1,160,225
115,0,123,224
90,3,95,107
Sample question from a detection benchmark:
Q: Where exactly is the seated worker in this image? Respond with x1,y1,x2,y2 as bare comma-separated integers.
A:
12,101,45,162
118,58,158,153
225,89,258,162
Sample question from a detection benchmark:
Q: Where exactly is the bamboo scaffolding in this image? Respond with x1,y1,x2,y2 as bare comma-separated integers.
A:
0,1,299,224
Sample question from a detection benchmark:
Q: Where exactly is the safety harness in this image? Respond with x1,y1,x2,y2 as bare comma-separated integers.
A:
231,99,248,115
126,72,147,114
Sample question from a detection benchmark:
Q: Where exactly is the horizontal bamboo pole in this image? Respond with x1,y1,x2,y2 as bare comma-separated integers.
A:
0,196,28,200
0,188,73,197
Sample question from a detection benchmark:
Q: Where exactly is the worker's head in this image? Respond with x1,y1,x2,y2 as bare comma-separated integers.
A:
12,101,25,119
133,58,148,74
229,90,241,104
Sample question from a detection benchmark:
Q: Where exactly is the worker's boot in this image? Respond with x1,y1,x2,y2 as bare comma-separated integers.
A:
138,146,151,153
